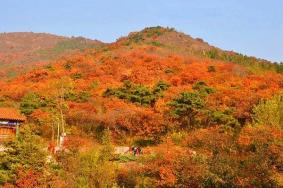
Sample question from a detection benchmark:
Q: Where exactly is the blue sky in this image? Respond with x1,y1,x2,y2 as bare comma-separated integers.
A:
0,0,282,62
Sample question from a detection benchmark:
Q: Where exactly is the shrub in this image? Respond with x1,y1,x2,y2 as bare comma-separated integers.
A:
44,64,55,71
192,81,215,96
150,41,163,47
90,81,99,89
134,138,156,147
104,80,170,106
170,132,187,145
210,110,240,128
64,91,77,101
71,73,82,80
0,126,47,185
64,62,72,70
128,33,144,44
77,91,91,102
207,65,216,72
153,81,170,96
252,95,282,129
64,91,91,103
168,92,205,129
275,62,283,73
168,82,215,129
20,93,44,115
205,49,219,59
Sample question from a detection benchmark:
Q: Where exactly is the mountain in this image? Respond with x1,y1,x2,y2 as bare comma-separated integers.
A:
0,32,104,78
0,26,281,122
0,27,282,187
0,27,282,80
117,27,283,73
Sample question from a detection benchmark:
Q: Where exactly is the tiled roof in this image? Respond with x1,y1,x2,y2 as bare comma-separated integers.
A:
0,108,26,121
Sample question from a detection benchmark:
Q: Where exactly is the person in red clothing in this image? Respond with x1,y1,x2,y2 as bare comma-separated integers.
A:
48,142,55,154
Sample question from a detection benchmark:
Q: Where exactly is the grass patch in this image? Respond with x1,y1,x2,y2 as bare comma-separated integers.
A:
117,154,136,163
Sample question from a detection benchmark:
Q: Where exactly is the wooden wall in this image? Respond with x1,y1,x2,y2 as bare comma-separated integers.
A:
0,127,16,136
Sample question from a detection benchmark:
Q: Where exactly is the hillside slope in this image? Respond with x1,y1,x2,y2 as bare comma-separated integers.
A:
1,27,282,124
0,27,282,187
117,27,283,73
0,32,104,78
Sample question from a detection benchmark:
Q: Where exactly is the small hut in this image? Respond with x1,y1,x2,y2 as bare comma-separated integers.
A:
0,108,26,140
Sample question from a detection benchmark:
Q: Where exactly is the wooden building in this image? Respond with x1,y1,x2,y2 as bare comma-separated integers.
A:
0,108,26,140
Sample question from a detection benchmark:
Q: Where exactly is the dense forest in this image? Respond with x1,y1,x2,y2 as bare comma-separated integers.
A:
0,27,282,187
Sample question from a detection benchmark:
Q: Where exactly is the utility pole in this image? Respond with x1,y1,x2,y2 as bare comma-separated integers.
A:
59,82,65,135
57,119,60,147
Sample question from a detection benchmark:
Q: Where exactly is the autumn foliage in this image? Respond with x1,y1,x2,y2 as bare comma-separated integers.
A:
0,27,283,187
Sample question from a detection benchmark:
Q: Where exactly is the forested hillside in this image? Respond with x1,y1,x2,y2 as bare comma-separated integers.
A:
0,32,103,79
0,27,282,187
